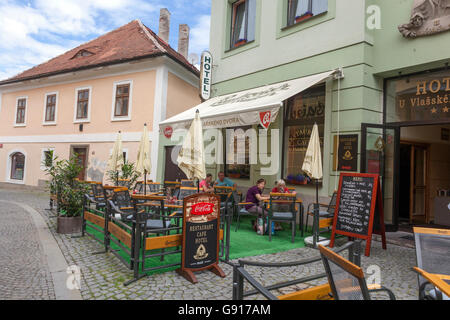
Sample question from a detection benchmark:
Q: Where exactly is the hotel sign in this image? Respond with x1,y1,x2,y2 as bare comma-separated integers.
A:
200,51,212,101
396,75,450,121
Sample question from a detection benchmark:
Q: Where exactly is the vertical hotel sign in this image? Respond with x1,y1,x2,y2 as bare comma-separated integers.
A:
200,51,212,101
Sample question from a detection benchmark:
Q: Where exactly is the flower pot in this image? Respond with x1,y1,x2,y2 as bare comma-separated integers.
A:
57,216,83,234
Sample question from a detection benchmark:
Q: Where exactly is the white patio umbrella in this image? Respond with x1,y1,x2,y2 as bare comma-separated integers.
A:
177,110,206,191
302,123,327,247
107,131,124,186
136,124,152,194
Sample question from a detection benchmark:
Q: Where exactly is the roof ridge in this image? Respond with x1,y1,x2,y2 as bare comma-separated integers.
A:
135,19,166,53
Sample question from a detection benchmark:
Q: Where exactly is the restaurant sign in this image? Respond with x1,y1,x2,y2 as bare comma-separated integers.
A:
177,193,225,284
333,135,358,172
200,51,212,101
395,75,450,121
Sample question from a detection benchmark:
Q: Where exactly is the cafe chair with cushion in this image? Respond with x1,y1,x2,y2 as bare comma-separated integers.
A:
413,227,450,300
305,191,337,233
90,182,106,210
319,244,396,300
267,193,297,243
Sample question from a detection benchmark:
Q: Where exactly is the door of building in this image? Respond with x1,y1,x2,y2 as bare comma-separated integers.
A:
72,147,88,181
361,123,400,231
164,146,187,181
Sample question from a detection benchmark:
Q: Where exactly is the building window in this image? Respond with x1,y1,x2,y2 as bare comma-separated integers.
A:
44,93,57,123
43,150,54,168
15,98,26,125
283,85,325,185
230,0,256,49
10,152,25,180
224,126,251,180
76,89,90,120
114,83,130,117
287,0,328,26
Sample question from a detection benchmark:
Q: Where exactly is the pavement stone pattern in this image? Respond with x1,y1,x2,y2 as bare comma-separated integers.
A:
0,192,56,300
0,188,419,300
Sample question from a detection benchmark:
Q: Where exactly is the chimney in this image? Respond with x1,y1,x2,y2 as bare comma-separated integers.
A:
158,8,170,43
178,24,190,59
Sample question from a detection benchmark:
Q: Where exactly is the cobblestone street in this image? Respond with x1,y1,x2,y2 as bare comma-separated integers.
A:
0,187,419,300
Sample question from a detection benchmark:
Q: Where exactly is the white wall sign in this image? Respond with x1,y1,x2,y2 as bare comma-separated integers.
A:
200,51,212,101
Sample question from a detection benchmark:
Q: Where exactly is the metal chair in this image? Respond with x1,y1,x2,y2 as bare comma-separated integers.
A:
90,182,106,210
267,193,297,243
181,179,195,187
110,187,134,222
234,189,259,232
319,244,396,300
305,191,337,233
413,227,450,300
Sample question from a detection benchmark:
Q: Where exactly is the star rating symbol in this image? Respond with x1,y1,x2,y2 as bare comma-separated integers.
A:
443,107,449,113
431,107,437,114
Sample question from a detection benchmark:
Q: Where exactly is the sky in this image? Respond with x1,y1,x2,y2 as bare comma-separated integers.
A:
0,0,211,80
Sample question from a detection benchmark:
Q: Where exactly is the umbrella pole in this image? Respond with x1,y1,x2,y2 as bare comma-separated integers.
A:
144,170,147,195
197,179,200,193
313,179,319,247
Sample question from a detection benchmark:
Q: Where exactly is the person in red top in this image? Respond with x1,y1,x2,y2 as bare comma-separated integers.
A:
199,173,214,193
271,179,297,195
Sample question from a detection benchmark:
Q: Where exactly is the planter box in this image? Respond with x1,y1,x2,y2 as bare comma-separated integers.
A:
228,174,241,179
57,216,83,234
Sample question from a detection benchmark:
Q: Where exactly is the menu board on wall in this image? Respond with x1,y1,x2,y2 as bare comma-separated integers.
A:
333,135,358,172
177,193,225,284
329,173,387,257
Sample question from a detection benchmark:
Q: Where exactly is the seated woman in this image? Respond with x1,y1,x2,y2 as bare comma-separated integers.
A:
245,178,270,216
272,179,297,195
199,173,215,193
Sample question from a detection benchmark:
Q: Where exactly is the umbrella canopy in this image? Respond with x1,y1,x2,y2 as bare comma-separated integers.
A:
136,124,152,176
107,131,124,173
302,123,323,180
177,110,206,180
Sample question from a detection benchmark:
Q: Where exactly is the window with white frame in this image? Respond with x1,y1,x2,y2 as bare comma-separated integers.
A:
230,0,256,49
44,93,57,124
15,97,27,125
287,0,328,26
10,152,25,180
112,82,131,120
75,88,90,121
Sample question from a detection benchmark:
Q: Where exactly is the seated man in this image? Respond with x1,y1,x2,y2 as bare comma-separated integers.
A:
199,173,215,193
214,171,237,188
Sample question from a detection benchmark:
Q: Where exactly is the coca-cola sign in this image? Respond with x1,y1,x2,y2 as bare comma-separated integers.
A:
259,111,271,129
163,126,173,138
191,202,214,216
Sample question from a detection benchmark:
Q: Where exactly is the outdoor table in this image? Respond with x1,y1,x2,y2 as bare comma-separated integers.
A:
263,198,304,237
413,267,450,297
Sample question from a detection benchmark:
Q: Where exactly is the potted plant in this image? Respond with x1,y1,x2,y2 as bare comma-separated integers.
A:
44,153,90,234
106,161,140,190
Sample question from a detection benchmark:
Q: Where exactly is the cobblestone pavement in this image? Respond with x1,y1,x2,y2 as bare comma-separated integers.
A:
0,191,56,300
0,188,419,300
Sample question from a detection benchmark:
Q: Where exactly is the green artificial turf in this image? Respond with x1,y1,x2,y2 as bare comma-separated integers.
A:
85,215,315,276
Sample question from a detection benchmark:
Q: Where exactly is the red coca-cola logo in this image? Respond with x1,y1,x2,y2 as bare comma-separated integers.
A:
259,111,271,129
164,126,173,138
191,202,214,216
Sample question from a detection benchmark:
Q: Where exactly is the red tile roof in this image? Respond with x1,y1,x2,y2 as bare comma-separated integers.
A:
0,20,199,85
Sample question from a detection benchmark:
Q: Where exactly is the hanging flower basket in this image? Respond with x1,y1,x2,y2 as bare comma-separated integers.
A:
295,12,313,23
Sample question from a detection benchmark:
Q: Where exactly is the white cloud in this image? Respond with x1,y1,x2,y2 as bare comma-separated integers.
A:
189,14,211,62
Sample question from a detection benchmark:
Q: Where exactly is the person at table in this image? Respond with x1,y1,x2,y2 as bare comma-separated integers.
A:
214,171,237,188
199,173,215,193
245,178,270,216
272,179,297,195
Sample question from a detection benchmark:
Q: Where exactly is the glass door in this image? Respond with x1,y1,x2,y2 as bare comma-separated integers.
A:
361,124,400,230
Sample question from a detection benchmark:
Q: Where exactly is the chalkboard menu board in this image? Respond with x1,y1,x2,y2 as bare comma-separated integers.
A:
335,175,374,235
177,193,225,284
330,173,387,257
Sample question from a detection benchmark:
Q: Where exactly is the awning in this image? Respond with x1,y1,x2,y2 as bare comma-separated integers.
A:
160,69,342,131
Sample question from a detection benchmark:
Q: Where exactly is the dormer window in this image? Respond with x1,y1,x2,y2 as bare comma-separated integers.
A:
72,49,94,59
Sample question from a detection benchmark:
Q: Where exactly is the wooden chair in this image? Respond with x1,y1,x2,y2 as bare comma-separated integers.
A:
267,193,297,243
413,227,450,300
319,244,396,300
305,191,337,233
164,181,181,197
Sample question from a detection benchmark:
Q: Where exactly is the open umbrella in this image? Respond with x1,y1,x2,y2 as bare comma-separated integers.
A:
136,124,152,195
177,110,206,192
107,131,124,186
302,123,326,247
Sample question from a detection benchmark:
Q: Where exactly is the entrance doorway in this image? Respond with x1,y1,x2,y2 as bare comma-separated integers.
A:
71,146,88,181
399,142,429,224
164,146,187,181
